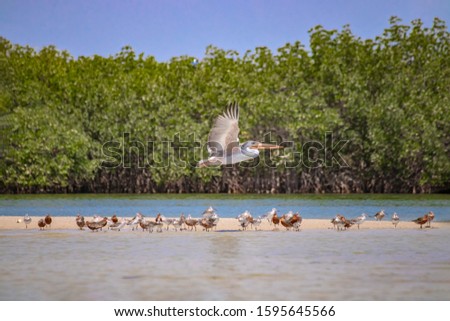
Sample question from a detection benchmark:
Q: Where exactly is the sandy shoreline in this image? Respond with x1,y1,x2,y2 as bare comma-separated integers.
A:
1,216,448,231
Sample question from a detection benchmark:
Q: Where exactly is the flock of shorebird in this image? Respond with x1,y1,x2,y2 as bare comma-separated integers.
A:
329,210,435,231
73,206,220,232
18,208,436,232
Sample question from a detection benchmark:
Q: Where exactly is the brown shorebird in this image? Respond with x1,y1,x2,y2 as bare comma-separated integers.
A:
199,218,215,232
184,214,199,231
279,211,302,231
280,211,294,231
111,214,119,224
412,215,428,229
37,219,46,230
333,214,353,231
44,215,52,228
272,212,280,230
76,214,85,230
201,207,220,231
150,213,164,233
85,217,108,232
391,213,400,228
139,220,151,231
374,210,385,221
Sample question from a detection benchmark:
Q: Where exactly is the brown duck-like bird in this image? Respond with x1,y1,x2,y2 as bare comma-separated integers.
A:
412,215,428,229
279,212,302,231
76,214,85,230
111,214,119,224
44,215,52,228
38,219,46,230
272,212,280,230
199,218,215,232
185,214,199,231
139,220,151,231
280,212,294,231
85,217,108,232
374,210,385,221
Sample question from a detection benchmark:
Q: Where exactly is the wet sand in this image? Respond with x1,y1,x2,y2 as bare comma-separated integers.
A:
1,216,448,231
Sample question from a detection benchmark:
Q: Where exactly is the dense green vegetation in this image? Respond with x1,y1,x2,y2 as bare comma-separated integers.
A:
0,17,449,194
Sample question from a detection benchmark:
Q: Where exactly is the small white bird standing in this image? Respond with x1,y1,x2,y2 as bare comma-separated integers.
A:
391,213,400,228
23,214,32,229
351,213,367,229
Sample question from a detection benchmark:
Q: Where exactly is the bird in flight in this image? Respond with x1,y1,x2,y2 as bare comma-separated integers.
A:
198,102,283,167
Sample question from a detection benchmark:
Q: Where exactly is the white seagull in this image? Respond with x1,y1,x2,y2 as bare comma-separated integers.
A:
392,213,400,228
198,103,283,167
23,214,32,229
351,213,367,229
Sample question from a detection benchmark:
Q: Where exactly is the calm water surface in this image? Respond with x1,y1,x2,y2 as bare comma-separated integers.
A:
1,227,449,300
1,194,450,221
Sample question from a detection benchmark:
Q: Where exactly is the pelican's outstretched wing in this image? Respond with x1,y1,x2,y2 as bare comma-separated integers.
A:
207,102,240,157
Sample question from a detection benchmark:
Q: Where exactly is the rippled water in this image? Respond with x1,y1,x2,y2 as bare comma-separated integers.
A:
1,194,450,221
1,227,449,300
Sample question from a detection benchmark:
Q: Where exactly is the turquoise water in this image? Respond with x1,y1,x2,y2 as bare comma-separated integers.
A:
1,194,449,221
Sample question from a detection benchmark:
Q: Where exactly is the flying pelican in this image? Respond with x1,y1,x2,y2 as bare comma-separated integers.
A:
23,214,32,229
198,103,283,167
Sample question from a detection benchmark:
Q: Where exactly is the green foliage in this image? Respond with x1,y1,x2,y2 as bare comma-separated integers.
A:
0,17,449,193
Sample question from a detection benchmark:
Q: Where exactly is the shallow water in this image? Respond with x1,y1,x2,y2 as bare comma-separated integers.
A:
1,227,449,300
1,194,450,221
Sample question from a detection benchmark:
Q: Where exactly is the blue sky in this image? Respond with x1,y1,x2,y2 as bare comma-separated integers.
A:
1,0,449,61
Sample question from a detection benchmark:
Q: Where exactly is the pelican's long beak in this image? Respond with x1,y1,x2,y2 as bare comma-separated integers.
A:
252,143,283,150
